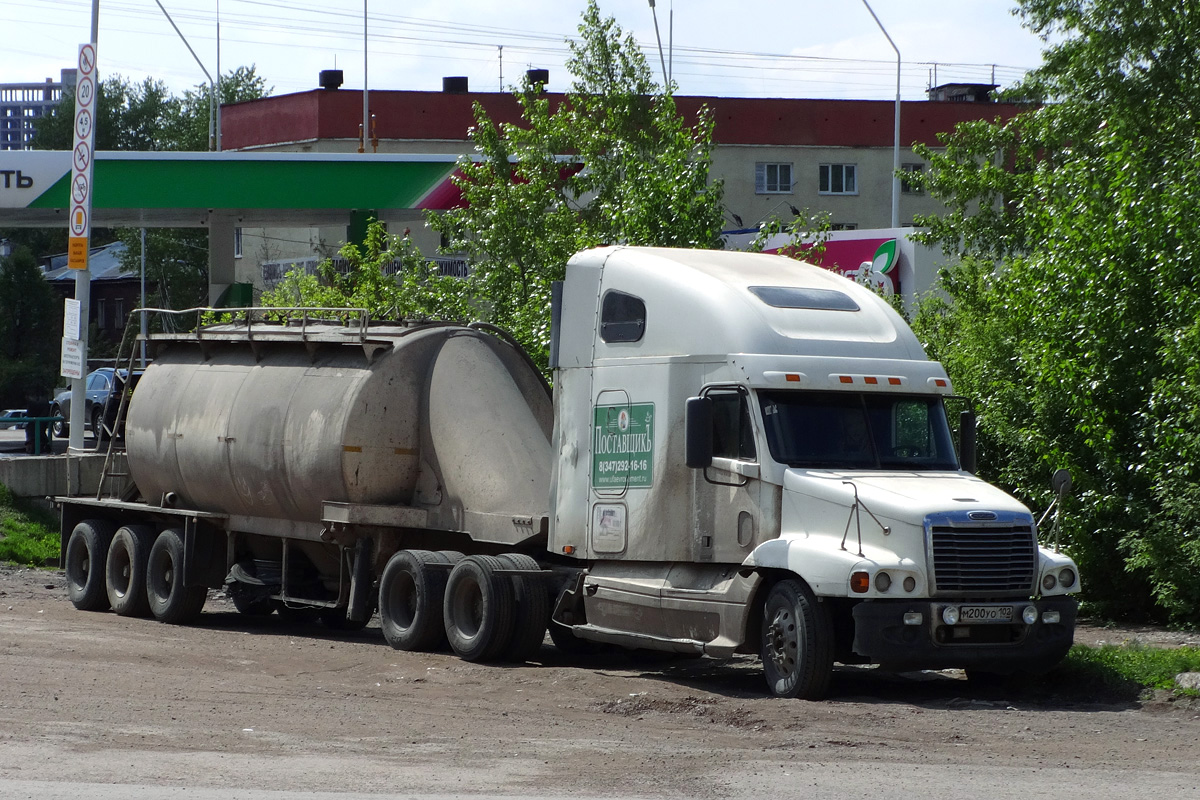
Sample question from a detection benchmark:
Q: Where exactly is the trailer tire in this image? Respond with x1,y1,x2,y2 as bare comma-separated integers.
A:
105,524,155,617
444,555,515,662
146,528,207,624
497,553,549,662
761,578,833,700
65,519,116,611
379,550,450,651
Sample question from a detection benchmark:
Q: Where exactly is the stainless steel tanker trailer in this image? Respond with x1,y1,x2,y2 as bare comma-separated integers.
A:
57,246,1082,699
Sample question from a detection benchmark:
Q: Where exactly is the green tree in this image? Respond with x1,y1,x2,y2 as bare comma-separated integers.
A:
261,223,470,323
910,0,1200,622
263,2,724,369
429,0,725,363
0,247,59,407
30,75,176,152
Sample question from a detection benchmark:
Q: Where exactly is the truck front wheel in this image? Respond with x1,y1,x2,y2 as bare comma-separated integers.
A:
761,579,834,700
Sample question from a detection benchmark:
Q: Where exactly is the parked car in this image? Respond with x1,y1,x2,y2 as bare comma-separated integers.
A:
50,368,143,440
0,409,27,429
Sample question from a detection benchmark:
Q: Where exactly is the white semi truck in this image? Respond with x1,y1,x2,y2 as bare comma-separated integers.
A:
58,246,1080,699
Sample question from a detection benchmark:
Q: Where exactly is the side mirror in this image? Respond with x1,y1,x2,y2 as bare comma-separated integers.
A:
958,409,977,474
1051,468,1072,495
685,396,713,469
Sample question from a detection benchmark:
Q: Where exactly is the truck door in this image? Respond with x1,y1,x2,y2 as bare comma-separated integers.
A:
691,387,764,563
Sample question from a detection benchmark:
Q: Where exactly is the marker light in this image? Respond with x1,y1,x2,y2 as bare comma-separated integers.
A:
874,571,892,593
1043,611,1061,624
903,612,923,626
850,571,871,593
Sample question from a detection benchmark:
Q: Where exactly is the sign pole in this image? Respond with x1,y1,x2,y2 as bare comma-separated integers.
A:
65,10,99,453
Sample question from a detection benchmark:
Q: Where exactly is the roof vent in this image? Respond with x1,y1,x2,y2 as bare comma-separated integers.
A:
526,68,549,89
442,76,469,94
319,69,344,91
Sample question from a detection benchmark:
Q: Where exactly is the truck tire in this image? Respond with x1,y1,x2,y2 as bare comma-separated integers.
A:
379,549,451,651
496,553,549,662
65,519,116,611
105,524,155,617
444,555,515,662
146,528,207,624
761,579,833,700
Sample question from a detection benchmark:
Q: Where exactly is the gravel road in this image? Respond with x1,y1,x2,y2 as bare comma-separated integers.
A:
2,563,1199,799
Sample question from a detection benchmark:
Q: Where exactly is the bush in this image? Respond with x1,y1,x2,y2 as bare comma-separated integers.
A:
0,484,59,566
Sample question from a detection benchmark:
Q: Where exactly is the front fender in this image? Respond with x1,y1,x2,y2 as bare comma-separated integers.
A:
743,537,926,599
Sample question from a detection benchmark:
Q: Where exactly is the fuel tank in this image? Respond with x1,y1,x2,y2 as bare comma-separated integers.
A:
125,322,553,541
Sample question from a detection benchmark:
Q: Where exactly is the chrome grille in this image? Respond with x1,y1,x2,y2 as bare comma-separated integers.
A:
928,519,1037,594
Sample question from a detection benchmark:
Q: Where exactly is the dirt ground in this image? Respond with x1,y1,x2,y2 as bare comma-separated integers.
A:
2,562,1200,799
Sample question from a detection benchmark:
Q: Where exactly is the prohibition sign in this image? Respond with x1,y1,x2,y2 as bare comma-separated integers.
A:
79,44,96,76
75,108,93,140
72,142,90,172
72,174,89,205
76,75,95,108
70,206,89,237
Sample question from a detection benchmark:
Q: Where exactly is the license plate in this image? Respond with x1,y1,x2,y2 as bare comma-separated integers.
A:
957,605,1013,624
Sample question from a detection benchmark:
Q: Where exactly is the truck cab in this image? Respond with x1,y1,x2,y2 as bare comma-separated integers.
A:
548,246,1079,697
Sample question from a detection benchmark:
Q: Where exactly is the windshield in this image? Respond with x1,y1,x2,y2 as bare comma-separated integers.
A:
758,390,959,470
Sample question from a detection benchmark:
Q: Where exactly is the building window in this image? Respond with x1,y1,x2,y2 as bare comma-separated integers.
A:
819,164,857,195
234,227,243,258
95,298,107,330
755,162,793,194
831,223,858,231
114,298,124,328
901,163,924,194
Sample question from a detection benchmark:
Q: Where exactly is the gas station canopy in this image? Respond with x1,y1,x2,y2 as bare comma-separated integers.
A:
0,151,464,228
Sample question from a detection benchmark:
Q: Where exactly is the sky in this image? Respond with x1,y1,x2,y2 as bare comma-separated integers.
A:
3,0,1050,101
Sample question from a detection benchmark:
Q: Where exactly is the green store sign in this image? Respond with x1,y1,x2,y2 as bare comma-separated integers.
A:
592,403,655,489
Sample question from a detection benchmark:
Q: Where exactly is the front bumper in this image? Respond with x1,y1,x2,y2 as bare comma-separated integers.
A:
851,596,1078,674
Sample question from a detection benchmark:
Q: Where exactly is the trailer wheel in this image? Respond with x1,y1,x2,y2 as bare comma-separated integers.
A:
379,550,450,651
105,524,155,617
65,519,116,611
444,555,515,662
761,579,833,700
146,528,207,624
496,553,549,662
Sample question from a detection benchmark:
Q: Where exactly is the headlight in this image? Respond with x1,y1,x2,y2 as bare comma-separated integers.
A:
1022,605,1039,625
1058,568,1077,588
875,571,892,593
942,606,959,625
1042,573,1057,591
903,576,917,593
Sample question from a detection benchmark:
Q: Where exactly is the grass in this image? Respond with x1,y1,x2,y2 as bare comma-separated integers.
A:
0,483,60,566
1059,643,1200,698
